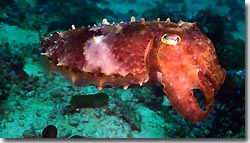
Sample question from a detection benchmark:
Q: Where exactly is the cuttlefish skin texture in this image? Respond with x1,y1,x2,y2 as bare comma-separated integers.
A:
41,18,226,122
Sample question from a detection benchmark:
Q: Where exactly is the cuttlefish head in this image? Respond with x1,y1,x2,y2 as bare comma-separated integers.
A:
145,21,226,122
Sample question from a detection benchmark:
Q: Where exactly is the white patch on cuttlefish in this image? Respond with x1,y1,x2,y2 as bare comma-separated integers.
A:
83,35,128,75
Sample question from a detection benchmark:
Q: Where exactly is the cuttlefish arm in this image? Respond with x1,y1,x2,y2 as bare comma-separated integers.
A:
145,22,226,122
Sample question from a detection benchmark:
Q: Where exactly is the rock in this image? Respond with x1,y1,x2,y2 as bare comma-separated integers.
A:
42,125,57,138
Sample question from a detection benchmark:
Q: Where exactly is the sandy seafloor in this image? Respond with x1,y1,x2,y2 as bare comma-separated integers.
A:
0,0,247,140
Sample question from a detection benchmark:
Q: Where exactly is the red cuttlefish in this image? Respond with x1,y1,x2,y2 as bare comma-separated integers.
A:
41,17,226,122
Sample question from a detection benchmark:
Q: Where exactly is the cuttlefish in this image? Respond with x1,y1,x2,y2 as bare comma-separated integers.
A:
41,17,226,122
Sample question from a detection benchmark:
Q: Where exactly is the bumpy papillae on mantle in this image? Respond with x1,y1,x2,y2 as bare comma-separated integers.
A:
41,17,226,122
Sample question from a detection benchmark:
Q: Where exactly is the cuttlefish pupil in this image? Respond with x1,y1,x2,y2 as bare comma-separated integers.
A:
161,34,181,45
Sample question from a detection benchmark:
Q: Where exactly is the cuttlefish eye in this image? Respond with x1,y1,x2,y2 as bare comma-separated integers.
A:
161,34,181,46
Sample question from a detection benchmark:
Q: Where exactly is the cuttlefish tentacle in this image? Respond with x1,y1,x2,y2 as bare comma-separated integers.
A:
145,27,225,122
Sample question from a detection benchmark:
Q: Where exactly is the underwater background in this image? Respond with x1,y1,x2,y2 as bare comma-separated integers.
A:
0,0,245,138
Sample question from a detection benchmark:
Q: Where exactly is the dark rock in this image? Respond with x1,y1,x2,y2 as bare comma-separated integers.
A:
42,125,57,138
70,93,109,108
70,135,85,138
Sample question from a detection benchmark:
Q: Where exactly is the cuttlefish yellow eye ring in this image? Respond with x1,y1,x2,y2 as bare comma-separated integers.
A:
161,34,181,46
